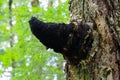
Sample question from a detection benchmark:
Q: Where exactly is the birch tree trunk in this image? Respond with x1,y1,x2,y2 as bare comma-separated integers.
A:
65,0,120,80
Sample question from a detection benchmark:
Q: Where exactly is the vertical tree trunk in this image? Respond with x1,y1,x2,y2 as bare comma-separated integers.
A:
8,0,16,77
65,0,120,80
9,0,14,47
31,0,39,7
48,0,54,8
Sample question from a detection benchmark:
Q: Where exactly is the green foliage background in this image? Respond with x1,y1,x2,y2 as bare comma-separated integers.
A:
0,0,70,80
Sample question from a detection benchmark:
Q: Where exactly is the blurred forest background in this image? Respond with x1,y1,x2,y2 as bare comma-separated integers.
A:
0,0,70,80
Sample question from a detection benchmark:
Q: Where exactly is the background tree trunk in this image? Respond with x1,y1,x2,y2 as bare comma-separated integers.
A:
9,0,14,47
65,0,120,80
8,0,16,77
31,0,39,7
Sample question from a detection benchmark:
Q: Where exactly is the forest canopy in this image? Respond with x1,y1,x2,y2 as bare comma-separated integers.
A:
0,0,69,80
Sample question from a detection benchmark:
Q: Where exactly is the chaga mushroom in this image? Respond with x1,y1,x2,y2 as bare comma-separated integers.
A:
29,17,93,63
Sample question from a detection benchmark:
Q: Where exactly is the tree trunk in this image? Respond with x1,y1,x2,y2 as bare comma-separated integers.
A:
65,0,120,80
9,0,14,47
8,0,16,77
48,0,54,8
31,0,39,7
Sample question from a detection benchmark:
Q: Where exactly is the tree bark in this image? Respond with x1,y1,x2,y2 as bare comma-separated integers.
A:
65,0,120,80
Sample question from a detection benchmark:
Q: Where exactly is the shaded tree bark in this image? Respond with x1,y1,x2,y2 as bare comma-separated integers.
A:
65,0,120,80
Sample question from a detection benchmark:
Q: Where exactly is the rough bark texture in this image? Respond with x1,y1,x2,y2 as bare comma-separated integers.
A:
65,0,120,80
